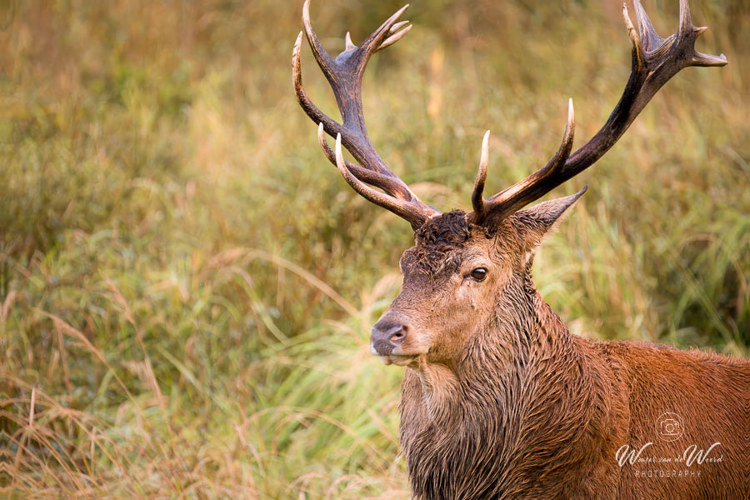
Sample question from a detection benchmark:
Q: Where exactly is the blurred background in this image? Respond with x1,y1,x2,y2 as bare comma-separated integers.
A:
2,0,747,497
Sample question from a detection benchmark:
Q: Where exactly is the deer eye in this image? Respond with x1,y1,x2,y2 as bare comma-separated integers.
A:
470,267,488,282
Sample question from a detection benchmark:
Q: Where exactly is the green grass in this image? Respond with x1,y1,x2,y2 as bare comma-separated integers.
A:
2,0,747,497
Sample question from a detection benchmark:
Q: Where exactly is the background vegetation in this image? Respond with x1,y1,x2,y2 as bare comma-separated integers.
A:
2,0,747,497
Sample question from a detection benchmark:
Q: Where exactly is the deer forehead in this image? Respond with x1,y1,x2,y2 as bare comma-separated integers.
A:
399,211,512,279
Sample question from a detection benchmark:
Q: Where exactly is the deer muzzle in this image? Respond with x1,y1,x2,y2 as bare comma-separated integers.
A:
371,318,419,365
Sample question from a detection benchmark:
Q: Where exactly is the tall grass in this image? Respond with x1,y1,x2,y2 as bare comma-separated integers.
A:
2,0,747,497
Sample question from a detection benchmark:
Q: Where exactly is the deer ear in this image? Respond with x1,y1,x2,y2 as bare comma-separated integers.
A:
512,186,587,251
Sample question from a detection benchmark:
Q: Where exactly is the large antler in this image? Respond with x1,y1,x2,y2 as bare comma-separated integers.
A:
293,0,440,230
470,0,726,224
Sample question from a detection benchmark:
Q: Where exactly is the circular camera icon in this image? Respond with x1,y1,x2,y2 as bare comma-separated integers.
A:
655,412,684,442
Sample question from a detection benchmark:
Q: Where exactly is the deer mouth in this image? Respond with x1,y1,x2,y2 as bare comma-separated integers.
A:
370,340,418,365
370,342,420,366
377,354,418,367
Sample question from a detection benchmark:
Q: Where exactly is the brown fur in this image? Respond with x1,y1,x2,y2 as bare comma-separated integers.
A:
375,199,749,499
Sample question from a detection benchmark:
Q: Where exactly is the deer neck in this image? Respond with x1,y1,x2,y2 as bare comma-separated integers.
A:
400,279,613,496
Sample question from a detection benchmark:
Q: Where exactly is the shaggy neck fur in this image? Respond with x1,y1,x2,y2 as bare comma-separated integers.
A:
399,273,628,499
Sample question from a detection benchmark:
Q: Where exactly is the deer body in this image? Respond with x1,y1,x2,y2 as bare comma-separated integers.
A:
381,209,746,499
292,1,748,497
393,213,746,499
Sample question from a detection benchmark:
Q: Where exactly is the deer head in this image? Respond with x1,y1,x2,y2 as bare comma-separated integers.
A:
292,0,726,371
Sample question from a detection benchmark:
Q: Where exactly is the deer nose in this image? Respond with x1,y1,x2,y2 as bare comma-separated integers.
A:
370,320,408,356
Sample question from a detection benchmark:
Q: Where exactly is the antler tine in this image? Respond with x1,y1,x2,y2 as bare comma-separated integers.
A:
293,32,341,141
301,0,335,73
472,99,575,224
334,135,432,229
471,130,491,219
632,0,662,53
470,0,726,225
316,122,410,192
356,4,411,60
293,0,440,229
677,0,692,35
377,20,414,52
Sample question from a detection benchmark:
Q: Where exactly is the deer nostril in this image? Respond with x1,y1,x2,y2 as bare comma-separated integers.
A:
389,325,407,343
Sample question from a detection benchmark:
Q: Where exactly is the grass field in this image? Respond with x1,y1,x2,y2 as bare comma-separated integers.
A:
2,0,748,497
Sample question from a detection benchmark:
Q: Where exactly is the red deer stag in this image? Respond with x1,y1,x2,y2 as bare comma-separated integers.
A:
293,1,747,498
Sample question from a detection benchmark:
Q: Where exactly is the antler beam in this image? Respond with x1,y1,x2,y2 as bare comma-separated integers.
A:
470,0,726,225
293,0,440,230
